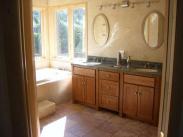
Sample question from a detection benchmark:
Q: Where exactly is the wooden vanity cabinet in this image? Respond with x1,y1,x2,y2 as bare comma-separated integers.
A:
123,84,138,118
72,75,85,103
72,66,97,108
99,71,120,112
122,74,161,125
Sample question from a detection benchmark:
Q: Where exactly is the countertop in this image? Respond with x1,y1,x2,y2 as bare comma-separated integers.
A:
71,62,162,77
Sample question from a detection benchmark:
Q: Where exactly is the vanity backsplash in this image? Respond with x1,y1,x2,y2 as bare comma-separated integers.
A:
87,56,162,70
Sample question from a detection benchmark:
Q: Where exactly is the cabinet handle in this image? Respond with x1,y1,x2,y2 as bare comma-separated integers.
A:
135,91,138,95
82,81,85,85
107,86,111,90
139,92,142,96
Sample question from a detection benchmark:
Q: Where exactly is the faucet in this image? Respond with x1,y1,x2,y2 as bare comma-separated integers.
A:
144,62,150,68
116,51,122,66
127,56,131,68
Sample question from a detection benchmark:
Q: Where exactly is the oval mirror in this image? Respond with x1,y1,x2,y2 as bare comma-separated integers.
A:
143,12,164,48
93,14,109,46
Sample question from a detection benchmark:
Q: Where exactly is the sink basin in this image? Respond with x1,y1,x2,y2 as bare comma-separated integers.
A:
135,68,158,73
81,62,101,66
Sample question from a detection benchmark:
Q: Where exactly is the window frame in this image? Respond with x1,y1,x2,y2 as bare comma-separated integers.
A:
53,3,87,62
33,7,47,59
72,6,86,60
55,8,70,59
33,7,49,68
33,9,42,56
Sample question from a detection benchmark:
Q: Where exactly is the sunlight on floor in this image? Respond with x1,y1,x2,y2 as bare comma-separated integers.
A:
41,116,67,137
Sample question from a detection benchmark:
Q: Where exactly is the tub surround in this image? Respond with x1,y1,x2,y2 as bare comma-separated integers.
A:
36,68,72,104
72,56,162,125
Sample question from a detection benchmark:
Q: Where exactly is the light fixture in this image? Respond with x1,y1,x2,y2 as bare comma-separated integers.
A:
120,0,129,8
112,4,116,9
146,0,151,7
99,5,103,10
131,2,135,8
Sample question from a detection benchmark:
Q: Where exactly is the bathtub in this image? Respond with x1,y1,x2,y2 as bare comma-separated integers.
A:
36,68,72,104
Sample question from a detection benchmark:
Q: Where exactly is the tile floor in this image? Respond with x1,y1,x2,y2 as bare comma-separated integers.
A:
40,103,157,137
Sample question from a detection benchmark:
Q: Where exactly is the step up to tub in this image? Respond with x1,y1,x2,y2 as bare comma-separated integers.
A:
38,100,56,119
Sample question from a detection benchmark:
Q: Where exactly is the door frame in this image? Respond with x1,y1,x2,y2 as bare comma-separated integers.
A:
157,0,177,136
19,0,40,137
20,0,177,137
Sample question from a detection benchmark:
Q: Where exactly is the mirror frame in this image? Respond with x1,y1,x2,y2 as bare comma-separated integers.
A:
93,13,110,46
142,11,165,49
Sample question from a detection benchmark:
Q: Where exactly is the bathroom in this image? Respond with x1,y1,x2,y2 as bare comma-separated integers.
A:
33,0,168,137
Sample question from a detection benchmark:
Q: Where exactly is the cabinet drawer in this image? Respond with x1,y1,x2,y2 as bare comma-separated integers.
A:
99,71,119,82
100,95,118,111
124,74,155,87
99,80,119,97
73,67,95,77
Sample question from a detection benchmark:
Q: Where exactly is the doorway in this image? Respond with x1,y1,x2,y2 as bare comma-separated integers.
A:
21,0,174,137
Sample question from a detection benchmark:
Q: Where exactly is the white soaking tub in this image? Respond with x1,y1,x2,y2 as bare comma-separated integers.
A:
36,68,72,104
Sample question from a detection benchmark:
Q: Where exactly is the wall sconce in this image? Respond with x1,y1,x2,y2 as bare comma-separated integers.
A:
120,0,129,8
112,4,116,9
131,2,135,8
99,5,103,10
146,1,151,7
97,0,155,10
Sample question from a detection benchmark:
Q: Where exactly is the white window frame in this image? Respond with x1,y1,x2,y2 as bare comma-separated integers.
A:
52,3,87,62
33,7,49,68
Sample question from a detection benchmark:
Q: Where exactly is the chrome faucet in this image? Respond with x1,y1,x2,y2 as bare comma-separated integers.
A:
117,52,122,66
127,56,131,68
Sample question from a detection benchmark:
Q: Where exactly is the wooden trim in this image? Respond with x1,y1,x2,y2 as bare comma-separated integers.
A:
119,72,124,116
158,0,177,136
20,0,40,137
73,67,96,77
154,77,161,126
124,74,155,87
96,69,99,110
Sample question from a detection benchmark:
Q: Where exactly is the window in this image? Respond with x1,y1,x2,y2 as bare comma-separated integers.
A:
73,8,85,58
55,5,86,60
33,10,42,56
56,10,69,57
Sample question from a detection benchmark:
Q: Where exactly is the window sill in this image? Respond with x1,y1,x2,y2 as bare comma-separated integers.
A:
52,56,70,62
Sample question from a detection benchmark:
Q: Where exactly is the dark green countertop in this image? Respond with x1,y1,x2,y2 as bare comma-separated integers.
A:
72,62,162,77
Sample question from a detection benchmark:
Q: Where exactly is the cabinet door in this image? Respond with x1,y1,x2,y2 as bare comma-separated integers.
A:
123,84,138,117
72,75,84,103
100,80,119,97
137,86,154,122
100,95,119,111
85,77,96,106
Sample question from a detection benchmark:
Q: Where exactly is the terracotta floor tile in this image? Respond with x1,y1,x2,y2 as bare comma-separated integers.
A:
83,128,112,137
97,121,121,134
40,103,157,137
63,132,78,137
67,123,95,137
112,130,139,137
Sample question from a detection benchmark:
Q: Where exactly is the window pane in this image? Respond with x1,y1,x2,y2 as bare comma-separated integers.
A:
56,10,69,57
73,8,85,58
33,10,42,56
